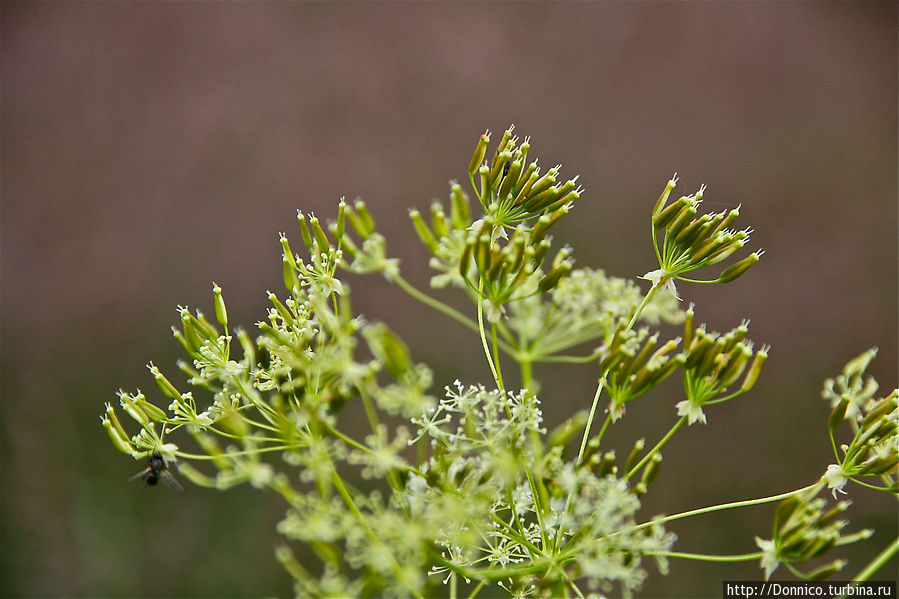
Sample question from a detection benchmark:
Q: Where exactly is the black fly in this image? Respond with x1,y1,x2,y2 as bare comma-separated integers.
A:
129,451,183,493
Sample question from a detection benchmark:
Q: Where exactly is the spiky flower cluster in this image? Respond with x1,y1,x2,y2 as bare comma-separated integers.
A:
100,126,897,598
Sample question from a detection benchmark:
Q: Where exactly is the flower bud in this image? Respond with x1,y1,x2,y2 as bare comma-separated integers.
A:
468,130,490,177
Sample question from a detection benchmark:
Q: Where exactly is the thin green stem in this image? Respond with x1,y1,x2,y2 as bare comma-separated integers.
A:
491,323,506,392
393,273,517,356
646,550,761,562
853,537,899,582
628,482,822,534
625,415,687,479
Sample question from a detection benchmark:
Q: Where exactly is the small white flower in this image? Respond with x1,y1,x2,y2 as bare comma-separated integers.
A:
755,536,780,579
676,399,707,425
640,269,680,300
823,464,849,498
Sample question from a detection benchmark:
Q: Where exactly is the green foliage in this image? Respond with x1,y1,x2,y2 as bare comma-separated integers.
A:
101,127,898,598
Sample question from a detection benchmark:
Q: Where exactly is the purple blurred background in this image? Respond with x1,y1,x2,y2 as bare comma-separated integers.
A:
2,3,896,597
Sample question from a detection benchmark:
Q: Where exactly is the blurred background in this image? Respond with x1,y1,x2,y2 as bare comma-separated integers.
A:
2,3,896,598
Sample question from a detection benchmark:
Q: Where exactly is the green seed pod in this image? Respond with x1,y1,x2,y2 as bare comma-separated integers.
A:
544,189,579,214
827,397,850,431
703,238,744,266
354,201,376,237
106,401,131,444
450,182,471,229
211,284,228,329
431,204,450,240
335,198,346,241
488,151,513,192
740,345,769,393
308,216,331,252
409,209,439,254
236,328,255,365
538,261,571,292
672,213,712,248
641,453,663,485
717,251,762,283
297,211,314,250
493,126,515,159
708,206,741,238
512,161,538,202
497,159,523,200
363,323,412,379
279,233,298,271
526,166,559,200
267,291,294,325
689,232,731,264
102,414,136,455
860,392,897,430
652,196,691,230
843,347,879,379
148,362,181,400
597,450,617,477
624,438,645,474
513,165,540,206
459,241,473,279
653,174,679,216
282,255,299,294
806,559,847,581
468,131,490,177
479,164,491,200
666,204,698,240
134,395,167,422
